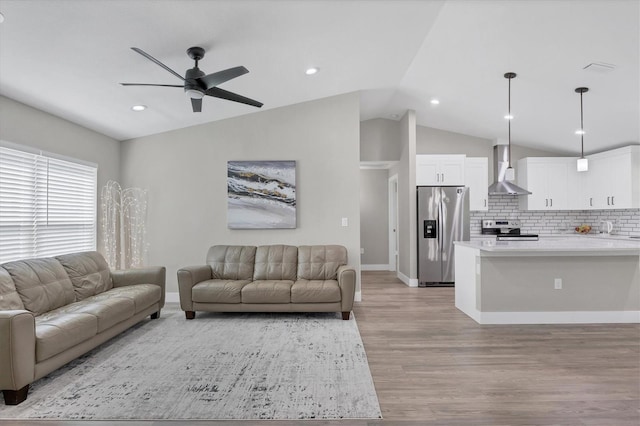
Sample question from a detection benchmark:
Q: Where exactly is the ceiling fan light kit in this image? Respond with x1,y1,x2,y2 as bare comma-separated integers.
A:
575,87,589,172
121,46,263,113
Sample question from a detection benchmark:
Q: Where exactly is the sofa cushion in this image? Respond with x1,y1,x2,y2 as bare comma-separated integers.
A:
253,245,298,281
291,280,341,303
297,245,347,280
207,246,256,280
0,266,25,310
241,280,293,304
90,284,161,314
67,297,136,333
56,251,113,301
192,279,252,304
35,312,98,362
4,258,75,316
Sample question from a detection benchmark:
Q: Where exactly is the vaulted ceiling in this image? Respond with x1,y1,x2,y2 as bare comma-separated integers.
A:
0,0,637,155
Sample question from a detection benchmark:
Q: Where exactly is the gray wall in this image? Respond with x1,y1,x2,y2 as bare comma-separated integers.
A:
360,118,401,161
359,169,389,265
0,95,120,253
397,111,417,282
120,93,361,294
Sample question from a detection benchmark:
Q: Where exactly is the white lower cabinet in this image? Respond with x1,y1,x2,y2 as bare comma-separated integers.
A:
464,157,488,211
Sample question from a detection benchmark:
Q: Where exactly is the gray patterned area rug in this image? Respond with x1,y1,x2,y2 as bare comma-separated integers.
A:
0,306,381,420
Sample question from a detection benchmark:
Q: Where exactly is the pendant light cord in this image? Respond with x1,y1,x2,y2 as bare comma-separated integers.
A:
508,76,512,167
580,91,584,158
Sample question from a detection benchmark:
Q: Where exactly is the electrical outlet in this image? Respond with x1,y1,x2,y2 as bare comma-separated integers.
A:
360,248,364,254
554,278,562,290
341,217,348,227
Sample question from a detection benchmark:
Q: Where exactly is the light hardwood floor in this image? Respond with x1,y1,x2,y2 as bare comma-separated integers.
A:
3,271,639,426
355,271,640,425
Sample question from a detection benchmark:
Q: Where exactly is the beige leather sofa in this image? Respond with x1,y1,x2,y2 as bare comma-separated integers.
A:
0,251,165,405
178,245,355,320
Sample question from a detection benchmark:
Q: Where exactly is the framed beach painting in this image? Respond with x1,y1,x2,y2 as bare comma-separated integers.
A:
227,160,296,229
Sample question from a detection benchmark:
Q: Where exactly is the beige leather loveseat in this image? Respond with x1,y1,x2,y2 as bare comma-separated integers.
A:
0,251,165,405
178,245,355,320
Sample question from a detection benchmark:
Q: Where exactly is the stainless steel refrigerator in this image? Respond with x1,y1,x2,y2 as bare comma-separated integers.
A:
417,186,470,286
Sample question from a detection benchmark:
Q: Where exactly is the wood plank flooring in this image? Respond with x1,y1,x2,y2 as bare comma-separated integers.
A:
3,270,639,425
354,271,640,425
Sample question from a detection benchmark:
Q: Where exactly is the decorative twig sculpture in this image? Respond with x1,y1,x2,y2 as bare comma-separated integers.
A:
100,181,148,269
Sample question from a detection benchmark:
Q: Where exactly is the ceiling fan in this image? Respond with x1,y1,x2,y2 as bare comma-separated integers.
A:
121,46,263,112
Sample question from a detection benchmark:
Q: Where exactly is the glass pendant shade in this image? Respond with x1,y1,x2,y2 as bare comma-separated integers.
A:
577,157,589,172
505,166,515,181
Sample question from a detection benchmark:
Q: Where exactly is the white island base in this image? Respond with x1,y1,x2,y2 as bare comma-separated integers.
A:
454,238,640,324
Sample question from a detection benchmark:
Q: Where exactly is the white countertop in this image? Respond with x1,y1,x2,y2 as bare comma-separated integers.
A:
457,235,640,256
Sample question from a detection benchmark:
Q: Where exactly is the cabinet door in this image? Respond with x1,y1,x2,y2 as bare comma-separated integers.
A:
606,154,632,208
465,158,488,211
579,158,602,209
416,155,439,185
440,157,466,185
545,162,569,210
523,162,549,210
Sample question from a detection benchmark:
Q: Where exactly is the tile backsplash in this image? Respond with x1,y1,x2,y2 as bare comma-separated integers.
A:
470,195,640,236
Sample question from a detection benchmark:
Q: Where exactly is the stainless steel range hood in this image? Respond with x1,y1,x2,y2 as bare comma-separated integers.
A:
488,144,531,195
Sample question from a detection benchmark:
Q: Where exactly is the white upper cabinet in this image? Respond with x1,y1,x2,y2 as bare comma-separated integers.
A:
579,146,640,210
465,157,489,211
517,157,575,210
416,155,466,186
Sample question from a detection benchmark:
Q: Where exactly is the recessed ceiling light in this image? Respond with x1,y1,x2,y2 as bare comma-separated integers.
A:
305,67,318,75
575,129,586,135
430,99,440,105
504,114,514,120
131,105,147,112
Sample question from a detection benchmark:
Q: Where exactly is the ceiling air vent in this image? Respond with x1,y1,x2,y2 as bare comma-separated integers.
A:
583,62,616,73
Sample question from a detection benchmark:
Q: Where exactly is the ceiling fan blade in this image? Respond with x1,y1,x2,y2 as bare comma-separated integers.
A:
120,83,184,87
205,87,263,108
198,66,249,90
131,47,185,82
191,98,202,113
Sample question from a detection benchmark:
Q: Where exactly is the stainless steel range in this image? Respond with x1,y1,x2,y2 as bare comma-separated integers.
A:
481,219,539,241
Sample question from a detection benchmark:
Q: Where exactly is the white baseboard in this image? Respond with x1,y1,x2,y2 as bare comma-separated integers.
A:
167,291,363,304
397,271,419,287
361,264,391,271
462,308,640,324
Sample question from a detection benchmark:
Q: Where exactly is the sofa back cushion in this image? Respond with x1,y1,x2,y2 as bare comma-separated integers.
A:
3,258,75,316
253,245,298,281
207,245,257,280
55,251,113,301
0,266,25,310
297,245,347,280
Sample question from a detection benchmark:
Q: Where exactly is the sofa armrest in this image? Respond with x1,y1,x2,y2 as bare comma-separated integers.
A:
337,265,356,313
0,310,35,392
111,266,166,308
177,265,213,312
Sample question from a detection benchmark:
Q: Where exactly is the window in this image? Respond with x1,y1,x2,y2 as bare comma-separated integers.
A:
0,142,97,263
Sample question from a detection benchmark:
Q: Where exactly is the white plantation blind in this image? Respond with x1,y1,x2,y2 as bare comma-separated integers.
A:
0,144,97,263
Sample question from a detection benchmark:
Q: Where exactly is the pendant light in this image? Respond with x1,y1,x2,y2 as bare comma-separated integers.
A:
504,72,516,181
575,87,589,172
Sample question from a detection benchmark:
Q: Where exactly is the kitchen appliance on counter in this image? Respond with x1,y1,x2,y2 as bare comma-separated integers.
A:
417,186,469,286
481,219,539,241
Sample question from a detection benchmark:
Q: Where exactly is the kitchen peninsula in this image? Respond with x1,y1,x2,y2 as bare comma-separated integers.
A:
454,236,640,324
